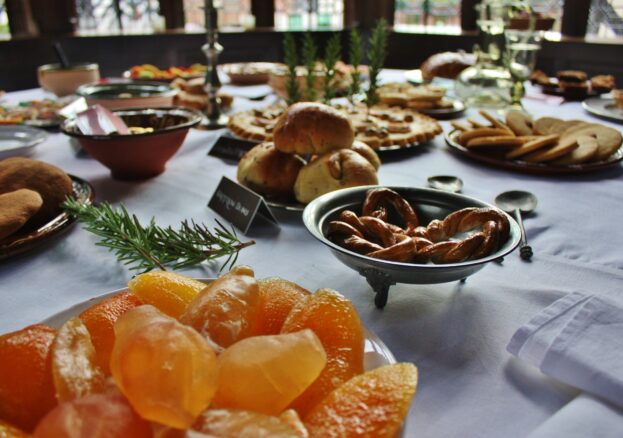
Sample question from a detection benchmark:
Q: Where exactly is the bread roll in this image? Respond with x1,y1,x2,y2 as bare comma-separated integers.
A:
237,142,305,198
350,140,381,170
273,102,354,155
0,189,43,240
0,157,73,230
294,149,378,204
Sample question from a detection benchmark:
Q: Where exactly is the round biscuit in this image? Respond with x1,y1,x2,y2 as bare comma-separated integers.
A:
0,189,43,240
466,136,524,148
551,135,599,165
521,137,579,163
505,111,534,136
506,134,559,159
534,117,563,135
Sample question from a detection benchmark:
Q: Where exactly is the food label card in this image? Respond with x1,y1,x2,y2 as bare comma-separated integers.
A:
208,134,259,161
207,176,277,234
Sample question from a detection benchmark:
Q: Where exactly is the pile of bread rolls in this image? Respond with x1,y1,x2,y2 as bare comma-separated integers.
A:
237,102,381,204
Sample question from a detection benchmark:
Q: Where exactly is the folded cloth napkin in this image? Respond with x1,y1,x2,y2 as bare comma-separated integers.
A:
527,393,623,438
507,292,623,408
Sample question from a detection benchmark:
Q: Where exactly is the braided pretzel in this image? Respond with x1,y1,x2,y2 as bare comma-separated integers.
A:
328,221,364,239
362,188,420,232
359,216,397,248
367,235,416,262
338,235,384,254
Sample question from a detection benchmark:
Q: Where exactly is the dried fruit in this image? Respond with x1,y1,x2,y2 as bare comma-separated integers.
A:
192,409,308,437
110,305,218,428
212,329,327,415
0,419,29,438
253,277,310,336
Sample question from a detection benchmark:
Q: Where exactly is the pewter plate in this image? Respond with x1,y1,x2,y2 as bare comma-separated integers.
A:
303,186,520,305
0,125,48,159
582,97,623,124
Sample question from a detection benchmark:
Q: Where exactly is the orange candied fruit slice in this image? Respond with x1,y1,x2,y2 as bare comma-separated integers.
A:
110,305,218,429
51,317,106,403
128,271,206,319
79,291,143,374
180,266,259,351
0,419,29,438
32,391,152,438
192,409,308,437
281,288,365,417
0,324,57,432
304,363,418,438
253,277,311,336
212,329,327,416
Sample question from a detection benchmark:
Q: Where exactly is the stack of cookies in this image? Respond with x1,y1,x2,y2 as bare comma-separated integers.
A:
378,82,454,111
0,158,74,241
237,102,381,204
451,110,623,166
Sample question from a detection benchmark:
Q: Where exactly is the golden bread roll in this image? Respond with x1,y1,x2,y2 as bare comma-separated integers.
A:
0,157,73,230
273,102,355,155
294,149,378,204
237,142,305,198
350,140,381,170
0,189,43,240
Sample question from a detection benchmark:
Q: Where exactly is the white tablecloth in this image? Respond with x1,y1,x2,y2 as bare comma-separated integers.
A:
1,72,622,437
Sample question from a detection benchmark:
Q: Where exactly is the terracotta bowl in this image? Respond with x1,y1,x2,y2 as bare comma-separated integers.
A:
38,63,100,97
76,81,177,110
61,107,202,180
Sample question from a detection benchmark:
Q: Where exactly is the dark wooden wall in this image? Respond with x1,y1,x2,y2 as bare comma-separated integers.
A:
1,30,622,92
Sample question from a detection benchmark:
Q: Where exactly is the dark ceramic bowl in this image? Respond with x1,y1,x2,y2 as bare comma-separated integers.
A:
303,186,521,307
61,107,202,180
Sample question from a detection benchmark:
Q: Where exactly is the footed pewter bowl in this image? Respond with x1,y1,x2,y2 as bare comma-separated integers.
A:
303,186,521,308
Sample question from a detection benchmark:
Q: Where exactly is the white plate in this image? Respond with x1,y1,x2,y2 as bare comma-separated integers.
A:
41,280,396,371
0,125,48,159
583,96,623,123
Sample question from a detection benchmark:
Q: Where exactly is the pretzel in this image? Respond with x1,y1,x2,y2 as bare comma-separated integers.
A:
367,236,416,262
362,188,420,231
339,235,384,254
339,210,366,234
328,221,364,239
425,219,446,242
359,216,397,247
471,220,500,259
436,232,485,263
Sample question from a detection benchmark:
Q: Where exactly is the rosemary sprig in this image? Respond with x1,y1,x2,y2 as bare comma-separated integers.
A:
322,33,341,103
62,199,255,273
302,32,318,101
348,28,363,104
283,32,300,105
366,19,389,110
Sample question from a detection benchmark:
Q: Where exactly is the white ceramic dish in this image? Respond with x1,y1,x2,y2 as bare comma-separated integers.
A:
0,125,48,159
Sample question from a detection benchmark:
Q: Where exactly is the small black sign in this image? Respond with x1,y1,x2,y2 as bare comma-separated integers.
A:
207,176,278,234
208,134,259,161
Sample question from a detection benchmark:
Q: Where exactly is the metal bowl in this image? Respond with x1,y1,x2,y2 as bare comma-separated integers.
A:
76,81,177,110
303,186,521,307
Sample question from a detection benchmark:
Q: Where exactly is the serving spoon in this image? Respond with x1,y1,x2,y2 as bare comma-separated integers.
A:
495,190,537,260
427,175,464,193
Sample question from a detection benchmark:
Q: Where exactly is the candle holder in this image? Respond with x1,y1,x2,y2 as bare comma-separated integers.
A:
199,1,228,130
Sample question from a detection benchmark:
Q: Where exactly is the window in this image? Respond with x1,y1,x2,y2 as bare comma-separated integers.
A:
0,0,9,39
184,0,252,31
275,0,344,30
76,0,162,33
588,0,623,37
394,0,461,32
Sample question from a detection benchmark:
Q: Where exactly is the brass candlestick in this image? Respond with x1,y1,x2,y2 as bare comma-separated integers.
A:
200,0,228,129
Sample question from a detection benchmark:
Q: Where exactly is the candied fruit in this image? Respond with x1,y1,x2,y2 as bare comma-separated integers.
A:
212,329,327,415
0,419,28,438
128,271,206,318
110,305,218,429
79,292,143,374
32,391,152,438
51,317,106,402
253,277,310,336
192,409,308,437
304,363,418,437
281,288,365,417
180,266,259,351
0,324,57,432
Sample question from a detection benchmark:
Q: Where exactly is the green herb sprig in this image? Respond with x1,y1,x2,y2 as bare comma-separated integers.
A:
322,33,341,103
366,19,389,109
302,32,318,101
63,199,255,273
348,28,363,104
284,32,301,105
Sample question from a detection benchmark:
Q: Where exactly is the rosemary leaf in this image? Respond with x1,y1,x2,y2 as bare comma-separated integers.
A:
302,32,318,102
366,19,389,109
62,199,255,273
283,32,301,105
323,33,341,103
348,28,363,103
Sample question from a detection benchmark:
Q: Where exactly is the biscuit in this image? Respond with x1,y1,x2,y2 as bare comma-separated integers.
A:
0,157,74,230
505,111,534,136
549,120,587,135
551,135,599,165
506,134,559,159
479,111,512,132
534,117,563,135
521,137,579,162
466,136,524,148
562,124,622,161
0,189,43,240
458,128,512,145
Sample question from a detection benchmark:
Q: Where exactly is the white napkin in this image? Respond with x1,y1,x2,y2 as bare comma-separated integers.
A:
507,292,623,408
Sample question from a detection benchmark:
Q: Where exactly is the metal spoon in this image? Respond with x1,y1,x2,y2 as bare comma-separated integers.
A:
427,175,464,193
495,190,538,260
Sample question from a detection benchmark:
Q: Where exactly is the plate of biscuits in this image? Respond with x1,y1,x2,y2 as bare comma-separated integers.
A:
377,82,465,119
445,110,623,174
0,157,95,260
530,70,615,101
